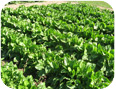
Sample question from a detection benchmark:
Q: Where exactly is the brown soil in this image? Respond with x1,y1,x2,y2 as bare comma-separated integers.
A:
18,68,24,71
4,1,75,9
1,61,6,66
97,6,113,11
4,1,113,11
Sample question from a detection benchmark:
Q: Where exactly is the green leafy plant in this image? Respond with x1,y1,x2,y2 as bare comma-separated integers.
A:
1,3,114,89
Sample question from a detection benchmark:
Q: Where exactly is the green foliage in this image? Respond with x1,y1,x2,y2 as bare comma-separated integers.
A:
78,1,112,9
1,62,37,89
1,3,114,89
6,1,42,5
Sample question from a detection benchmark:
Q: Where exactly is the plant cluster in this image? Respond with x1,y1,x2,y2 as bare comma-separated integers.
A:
1,3,114,89
6,1,41,5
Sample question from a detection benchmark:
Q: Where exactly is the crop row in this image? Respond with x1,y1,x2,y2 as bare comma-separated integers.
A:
1,3,114,89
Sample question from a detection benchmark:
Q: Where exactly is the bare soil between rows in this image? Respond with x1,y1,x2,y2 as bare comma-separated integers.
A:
4,1,113,11
4,1,78,9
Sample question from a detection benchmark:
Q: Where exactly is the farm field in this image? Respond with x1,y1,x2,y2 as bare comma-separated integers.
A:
78,1,112,9
1,2,114,89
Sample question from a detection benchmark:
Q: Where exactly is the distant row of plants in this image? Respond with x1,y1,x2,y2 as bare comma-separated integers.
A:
6,1,43,5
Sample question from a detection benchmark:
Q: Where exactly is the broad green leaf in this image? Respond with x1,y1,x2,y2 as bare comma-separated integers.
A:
35,64,44,70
